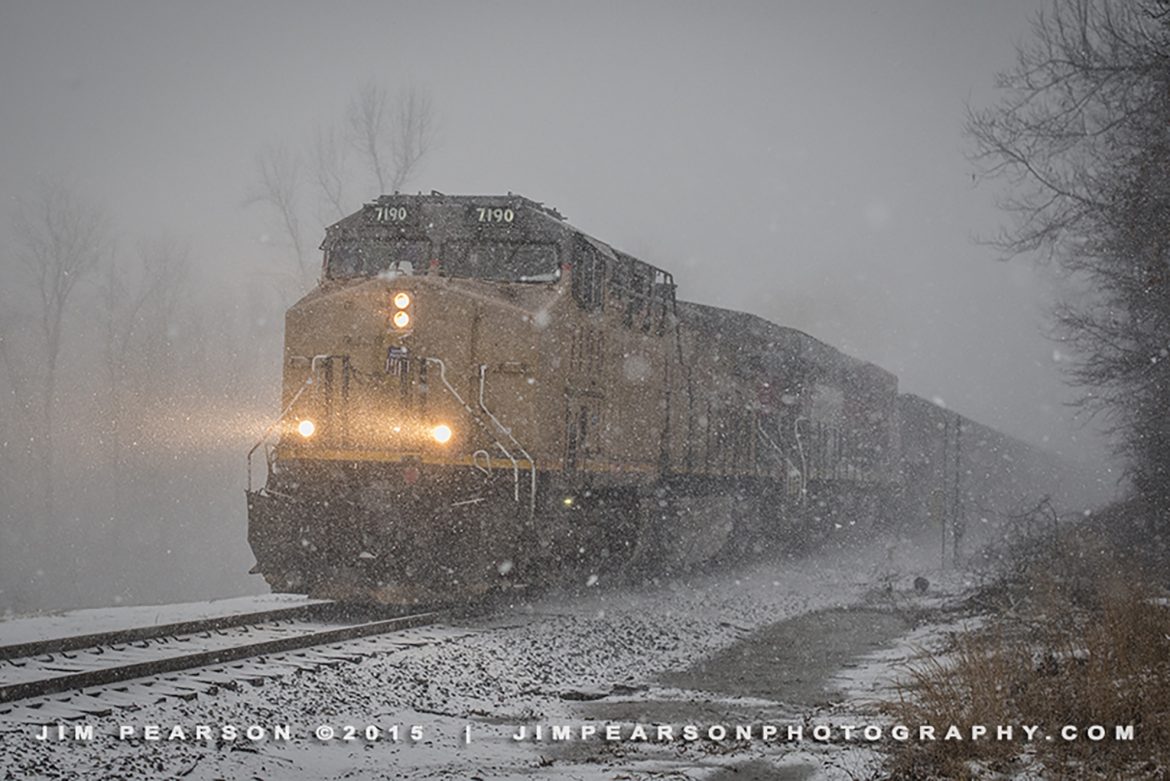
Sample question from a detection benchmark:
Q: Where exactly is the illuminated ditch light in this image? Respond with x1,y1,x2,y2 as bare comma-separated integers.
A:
431,424,452,444
297,419,316,438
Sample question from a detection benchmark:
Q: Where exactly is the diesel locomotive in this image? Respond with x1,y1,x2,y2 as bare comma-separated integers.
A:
245,193,1085,603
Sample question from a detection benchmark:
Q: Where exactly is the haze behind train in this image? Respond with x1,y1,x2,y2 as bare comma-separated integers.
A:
0,1,1113,610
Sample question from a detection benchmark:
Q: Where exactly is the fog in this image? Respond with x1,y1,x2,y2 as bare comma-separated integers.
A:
0,1,1111,611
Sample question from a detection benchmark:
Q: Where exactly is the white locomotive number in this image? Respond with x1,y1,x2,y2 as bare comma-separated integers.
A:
374,206,408,222
477,207,514,223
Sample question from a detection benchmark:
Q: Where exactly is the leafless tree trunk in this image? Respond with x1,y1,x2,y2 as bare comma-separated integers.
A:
349,83,391,194
348,82,436,195
99,236,189,519
312,126,349,223
246,144,308,283
388,86,435,193
12,183,112,524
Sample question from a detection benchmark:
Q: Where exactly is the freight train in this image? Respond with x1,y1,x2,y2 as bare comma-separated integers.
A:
246,193,1089,603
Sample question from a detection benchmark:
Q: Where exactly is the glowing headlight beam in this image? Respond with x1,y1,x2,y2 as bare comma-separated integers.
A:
431,424,452,444
297,419,316,438
393,292,411,309
392,310,411,329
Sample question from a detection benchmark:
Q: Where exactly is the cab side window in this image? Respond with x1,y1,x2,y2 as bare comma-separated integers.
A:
630,263,650,328
572,240,606,311
607,253,675,333
650,269,676,335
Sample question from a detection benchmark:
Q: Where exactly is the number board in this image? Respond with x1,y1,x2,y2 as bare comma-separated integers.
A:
469,205,518,225
366,203,416,225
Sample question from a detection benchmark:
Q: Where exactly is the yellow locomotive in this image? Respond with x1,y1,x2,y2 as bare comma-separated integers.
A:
245,193,1067,603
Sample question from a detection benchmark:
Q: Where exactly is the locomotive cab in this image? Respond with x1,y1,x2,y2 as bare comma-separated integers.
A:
247,195,607,603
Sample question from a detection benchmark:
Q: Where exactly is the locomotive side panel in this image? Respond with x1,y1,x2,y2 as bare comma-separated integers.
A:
560,239,672,487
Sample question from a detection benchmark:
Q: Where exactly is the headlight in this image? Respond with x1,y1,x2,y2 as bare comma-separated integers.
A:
297,419,316,438
393,292,411,309
431,424,452,444
392,310,411,329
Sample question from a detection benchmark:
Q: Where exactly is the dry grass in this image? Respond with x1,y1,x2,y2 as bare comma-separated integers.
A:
884,520,1170,780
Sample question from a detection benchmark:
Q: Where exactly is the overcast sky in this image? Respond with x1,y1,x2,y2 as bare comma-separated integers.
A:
0,0,1105,461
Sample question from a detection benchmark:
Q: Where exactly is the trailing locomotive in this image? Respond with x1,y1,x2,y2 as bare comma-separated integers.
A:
246,193,1085,603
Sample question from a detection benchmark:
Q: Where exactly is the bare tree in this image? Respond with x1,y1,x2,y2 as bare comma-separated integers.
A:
347,82,436,194
967,0,1170,526
348,83,392,194
246,144,308,283
388,85,435,193
249,82,437,293
312,125,350,223
11,183,113,519
98,236,190,514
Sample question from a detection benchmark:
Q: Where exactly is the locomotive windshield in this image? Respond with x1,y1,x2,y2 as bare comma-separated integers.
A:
326,239,559,283
442,242,560,283
327,239,430,278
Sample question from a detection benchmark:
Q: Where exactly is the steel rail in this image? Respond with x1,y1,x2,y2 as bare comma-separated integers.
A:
0,602,336,661
0,610,444,705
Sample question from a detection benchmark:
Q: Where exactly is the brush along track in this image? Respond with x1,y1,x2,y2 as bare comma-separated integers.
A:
0,605,446,705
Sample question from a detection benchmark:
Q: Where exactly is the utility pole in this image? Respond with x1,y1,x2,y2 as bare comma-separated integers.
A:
952,419,964,565
940,416,949,570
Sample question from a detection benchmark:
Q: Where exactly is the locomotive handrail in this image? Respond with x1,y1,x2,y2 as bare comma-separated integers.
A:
793,416,810,504
495,442,521,501
756,420,801,497
479,364,538,521
472,449,493,476
424,357,525,506
246,355,331,493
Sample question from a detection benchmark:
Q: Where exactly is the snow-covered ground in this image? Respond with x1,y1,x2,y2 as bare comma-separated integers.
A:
0,538,971,780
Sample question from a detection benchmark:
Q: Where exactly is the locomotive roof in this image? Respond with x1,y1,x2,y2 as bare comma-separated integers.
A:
676,299,896,387
325,192,561,238
898,393,1062,465
329,193,891,383
324,192,676,280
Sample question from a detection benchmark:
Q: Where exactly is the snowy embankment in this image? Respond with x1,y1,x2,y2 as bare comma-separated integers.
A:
0,536,962,780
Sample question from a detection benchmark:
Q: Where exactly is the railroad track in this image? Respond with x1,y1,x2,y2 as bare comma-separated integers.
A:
0,603,447,707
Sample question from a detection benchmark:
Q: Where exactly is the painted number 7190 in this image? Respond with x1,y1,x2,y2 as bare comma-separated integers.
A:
476,207,515,223
373,206,408,222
